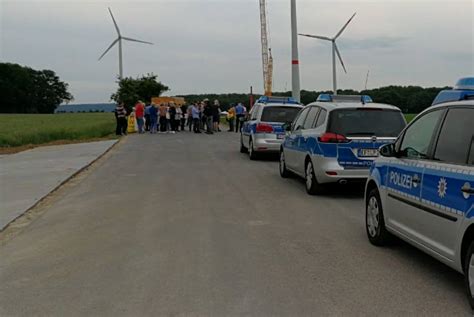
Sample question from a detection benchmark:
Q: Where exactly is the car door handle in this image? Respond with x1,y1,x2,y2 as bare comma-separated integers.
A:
461,184,474,194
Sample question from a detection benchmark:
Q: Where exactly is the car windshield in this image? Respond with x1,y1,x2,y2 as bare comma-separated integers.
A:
260,106,301,123
328,108,406,137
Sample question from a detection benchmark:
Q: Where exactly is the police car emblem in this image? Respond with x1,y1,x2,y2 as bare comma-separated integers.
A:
371,136,377,142
438,178,448,198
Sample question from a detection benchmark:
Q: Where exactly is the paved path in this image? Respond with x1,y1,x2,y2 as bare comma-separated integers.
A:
0,132,470,316
0,140,117,230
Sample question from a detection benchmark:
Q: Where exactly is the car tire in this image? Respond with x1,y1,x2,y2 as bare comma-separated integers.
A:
279,150,290,178
366,188,390,246
464,241,474,310
305,159,323,195
249,139,258,160
240,134,247,153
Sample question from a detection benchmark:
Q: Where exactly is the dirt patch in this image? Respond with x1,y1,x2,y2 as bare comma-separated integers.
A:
0,135,119,155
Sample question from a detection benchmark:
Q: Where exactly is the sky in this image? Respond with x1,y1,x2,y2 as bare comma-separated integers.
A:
1,0,473,103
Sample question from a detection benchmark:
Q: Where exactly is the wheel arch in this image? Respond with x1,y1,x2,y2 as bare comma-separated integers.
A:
461,225,474,272
365,180,378,204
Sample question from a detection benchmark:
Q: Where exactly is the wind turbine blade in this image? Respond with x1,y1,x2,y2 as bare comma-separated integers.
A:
98,38,119,60
298,33,332,41
122,37,153,45
334,12,356,39
334,43,347,73
108,7,121,36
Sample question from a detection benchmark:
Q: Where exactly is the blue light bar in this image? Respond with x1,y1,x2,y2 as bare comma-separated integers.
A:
317,94,332,102
432,77,474,105
316,94,373,103
256,96,299,104
454,77,474,90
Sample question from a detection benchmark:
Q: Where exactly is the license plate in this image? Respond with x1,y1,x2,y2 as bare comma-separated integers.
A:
359,148,379,157
277,134,285,139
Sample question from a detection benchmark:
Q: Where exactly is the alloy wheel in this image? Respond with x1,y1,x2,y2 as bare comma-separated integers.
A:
367,196,380,237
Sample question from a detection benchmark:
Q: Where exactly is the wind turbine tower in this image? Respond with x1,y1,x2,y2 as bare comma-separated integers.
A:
290,0,301,102
299,13,356,95
99,8,153,79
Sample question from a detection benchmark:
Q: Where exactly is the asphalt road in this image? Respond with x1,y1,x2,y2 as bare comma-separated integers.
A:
0,131,470,316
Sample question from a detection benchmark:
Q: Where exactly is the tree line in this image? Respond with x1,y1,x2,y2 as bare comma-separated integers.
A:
1,62,450,114
0,63,73,113
179,85,450,114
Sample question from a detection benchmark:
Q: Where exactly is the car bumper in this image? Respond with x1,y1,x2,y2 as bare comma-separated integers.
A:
312,155,370,184
253,134,284,152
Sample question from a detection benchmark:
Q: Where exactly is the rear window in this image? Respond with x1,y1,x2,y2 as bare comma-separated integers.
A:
328,108,406,137
260,106,301,123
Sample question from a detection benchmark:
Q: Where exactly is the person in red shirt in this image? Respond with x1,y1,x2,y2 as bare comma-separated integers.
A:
135,101,145,134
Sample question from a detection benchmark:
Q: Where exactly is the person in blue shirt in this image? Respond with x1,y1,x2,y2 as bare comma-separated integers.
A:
235,103,246,133
144,104,152,131
191,103,201,133
149,103,158,134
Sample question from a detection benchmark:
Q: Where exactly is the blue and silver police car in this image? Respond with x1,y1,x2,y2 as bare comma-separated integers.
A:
364,77,474,308
240,96,303,160
279,94,406,194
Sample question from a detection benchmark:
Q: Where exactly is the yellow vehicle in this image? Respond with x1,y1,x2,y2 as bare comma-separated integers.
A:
151,96,185,106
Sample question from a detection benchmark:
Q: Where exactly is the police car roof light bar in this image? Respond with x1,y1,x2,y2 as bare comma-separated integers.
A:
256,96,299,104
316,94,373,103
432,77,474,106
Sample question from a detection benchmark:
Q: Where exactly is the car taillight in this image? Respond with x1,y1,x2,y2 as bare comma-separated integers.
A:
318,132,349,143
256,123,274,133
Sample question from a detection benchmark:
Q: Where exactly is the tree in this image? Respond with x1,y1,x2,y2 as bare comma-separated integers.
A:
0,63,73,113
111,74,169,110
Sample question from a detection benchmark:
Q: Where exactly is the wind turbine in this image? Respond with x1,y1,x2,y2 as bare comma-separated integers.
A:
98,8,153,79
299,12,356,95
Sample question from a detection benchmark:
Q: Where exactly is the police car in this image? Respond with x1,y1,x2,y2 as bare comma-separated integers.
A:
240,96,303,159
364,77,474,308
279,94,406,194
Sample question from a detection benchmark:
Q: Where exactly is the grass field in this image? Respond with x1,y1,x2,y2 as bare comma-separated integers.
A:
404,113,417,122
0,113,117,148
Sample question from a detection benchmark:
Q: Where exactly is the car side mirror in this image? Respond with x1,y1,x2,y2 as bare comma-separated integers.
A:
379,143,396,157
283,122,292,132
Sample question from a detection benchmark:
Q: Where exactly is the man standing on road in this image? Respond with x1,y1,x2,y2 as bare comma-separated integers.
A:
144,103,151,132
203,100,214,134
191,103,201,133
135,101,145,134
235,102,246,133
115,103,128,136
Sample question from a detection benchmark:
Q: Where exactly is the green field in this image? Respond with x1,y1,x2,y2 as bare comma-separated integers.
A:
404,113,417,122
0,113,117,148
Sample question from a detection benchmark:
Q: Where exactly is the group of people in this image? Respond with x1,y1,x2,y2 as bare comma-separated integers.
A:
115,99,248,136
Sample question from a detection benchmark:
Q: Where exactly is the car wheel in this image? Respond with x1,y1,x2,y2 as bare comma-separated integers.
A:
366,188,390,246
279,150,290,178
240,134,247,153
305,159,323,195
249,139,258,160
464,241,474,309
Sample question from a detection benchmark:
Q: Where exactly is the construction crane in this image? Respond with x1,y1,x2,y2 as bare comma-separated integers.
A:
259,0,273,96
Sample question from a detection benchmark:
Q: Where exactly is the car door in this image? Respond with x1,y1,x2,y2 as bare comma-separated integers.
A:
285,107,309,172
242,105,259,146
418,107,474,259
385,108,446,241
296,106,320,173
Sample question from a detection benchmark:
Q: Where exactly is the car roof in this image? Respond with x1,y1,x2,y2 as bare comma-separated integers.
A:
306,101,401,111
254,102,304,108
415,100,474,117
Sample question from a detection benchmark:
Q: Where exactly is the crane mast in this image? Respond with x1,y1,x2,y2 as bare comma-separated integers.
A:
259,0,273,96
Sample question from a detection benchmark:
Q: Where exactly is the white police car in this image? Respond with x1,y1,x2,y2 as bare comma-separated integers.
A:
364,77,474,308
279,94,406,194
240,96,303,159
